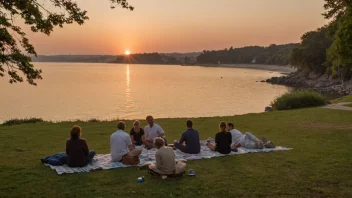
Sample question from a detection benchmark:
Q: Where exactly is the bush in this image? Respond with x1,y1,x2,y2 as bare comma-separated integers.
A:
271,90,327,110
87,118,100,122
2,118,44,126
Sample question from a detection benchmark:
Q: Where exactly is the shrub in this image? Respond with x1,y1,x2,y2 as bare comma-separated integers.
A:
2,118,44,126
87,118,100,122
271,90,327,110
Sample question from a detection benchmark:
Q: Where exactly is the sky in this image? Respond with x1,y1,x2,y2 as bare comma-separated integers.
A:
23,0,328,55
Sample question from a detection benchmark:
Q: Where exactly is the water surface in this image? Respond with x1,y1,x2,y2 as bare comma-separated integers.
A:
0,63,289,122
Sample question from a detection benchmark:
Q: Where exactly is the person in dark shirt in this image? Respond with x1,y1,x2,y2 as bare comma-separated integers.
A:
66,125,95,167
174,120,201,154
207,121,232,154
129,120,145,146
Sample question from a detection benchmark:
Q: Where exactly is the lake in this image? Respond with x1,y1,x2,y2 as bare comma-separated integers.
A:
0,63,290,123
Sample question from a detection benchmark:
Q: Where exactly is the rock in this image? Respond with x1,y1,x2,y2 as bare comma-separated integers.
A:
265,71,351,97
309,71,319,79
265,106,272,112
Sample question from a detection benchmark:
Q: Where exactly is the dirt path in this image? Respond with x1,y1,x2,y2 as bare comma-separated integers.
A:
321,102,352,111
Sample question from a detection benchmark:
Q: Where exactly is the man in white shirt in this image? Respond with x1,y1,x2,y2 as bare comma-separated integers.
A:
144,115,167,149
227,123,275,149
110,121,142,162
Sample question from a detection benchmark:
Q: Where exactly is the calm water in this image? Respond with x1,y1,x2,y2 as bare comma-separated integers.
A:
0,63,290,122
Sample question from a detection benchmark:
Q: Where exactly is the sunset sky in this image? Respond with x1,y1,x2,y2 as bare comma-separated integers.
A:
25,0,328,55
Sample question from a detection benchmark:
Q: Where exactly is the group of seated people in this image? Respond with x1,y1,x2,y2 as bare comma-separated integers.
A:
65,115,275,176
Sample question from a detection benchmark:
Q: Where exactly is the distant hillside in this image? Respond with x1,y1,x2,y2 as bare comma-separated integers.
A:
31,44,298,66
197,43,299,66
31,52,200,65
162,52,201,59
31,55,117,63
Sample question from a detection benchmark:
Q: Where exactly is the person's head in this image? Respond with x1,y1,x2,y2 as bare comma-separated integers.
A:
186,120,193,128
70,125,82,139
133,120,140,130
227,122,234,131
146,115,154,127
219,121,227,133
117,121,126,131
153,137,165,149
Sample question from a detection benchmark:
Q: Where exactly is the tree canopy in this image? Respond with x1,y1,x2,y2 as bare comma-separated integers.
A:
290,0,352,79
290,25,333,74
0,0,133,85
327,2,352,79
323,0,349,19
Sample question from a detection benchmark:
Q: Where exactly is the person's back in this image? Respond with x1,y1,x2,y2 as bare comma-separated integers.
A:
181,129,200,154
215,131,232,154
110,130,131,162
155,146,176,174
229,129,243,145
66,138,89,167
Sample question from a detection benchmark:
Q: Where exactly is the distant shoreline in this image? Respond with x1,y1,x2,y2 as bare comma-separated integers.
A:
32,61,296,73
193,64,296,73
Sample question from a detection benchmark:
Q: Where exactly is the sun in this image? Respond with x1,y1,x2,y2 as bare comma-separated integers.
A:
125,50,130,55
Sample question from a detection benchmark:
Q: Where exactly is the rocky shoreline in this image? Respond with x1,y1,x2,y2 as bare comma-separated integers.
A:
266,71,352,96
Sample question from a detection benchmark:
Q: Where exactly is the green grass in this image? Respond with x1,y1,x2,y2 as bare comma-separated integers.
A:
331,95,352,104
1,108,352,197
344,103,352,108
271,90,327,110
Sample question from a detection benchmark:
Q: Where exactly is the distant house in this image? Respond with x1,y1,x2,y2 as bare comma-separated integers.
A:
183,56,197,65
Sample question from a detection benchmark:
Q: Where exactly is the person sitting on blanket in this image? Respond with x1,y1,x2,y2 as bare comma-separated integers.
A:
173,120,200,154
227,122,275,149
130,120,146,146
144,115,167,149
148,137,186,175
66,125,96,167
110,121,142,162
206,121,232,154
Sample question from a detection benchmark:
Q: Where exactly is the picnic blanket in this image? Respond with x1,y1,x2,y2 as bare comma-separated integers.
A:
44,141,292,175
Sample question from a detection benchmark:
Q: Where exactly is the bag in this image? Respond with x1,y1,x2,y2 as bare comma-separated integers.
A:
40,152,68,166
122,155,140,165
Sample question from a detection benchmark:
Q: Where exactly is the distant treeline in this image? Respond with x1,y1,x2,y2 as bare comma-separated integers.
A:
197,44,299,66
32,55,118,63
32,44,299,66
32,52,200,65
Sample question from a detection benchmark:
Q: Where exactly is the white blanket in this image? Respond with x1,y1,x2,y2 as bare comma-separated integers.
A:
45,144,292,175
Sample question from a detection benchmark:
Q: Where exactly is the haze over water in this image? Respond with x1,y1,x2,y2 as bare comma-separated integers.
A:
0,63,289,122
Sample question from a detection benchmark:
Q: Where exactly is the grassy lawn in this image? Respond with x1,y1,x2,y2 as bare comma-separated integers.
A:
331,95,352,103
1,108,352,197
344,103,352,108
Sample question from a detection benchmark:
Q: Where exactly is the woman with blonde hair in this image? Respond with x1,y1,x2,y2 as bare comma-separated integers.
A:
207,121,232,154
66,125,95,167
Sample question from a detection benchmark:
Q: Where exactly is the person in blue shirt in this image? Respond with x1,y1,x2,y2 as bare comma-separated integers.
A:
174,120,201,154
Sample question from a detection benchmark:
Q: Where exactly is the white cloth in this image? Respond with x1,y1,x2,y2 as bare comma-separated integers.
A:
229,129,244,145
110,130,132,162
44,142,292,175
144,123,164,141
239,132,261,149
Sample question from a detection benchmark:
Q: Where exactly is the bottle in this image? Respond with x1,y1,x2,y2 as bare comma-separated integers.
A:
137,176,144,183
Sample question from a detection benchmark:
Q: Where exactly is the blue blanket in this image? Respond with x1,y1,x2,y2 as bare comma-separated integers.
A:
41,152,67,166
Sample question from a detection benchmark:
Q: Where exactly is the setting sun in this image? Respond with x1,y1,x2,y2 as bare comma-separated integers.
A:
125,50,130,55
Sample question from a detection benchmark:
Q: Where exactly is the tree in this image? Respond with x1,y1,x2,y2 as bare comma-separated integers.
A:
0,0,133,85
327,2,352,79
323,0,349,19
290,26,334,74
